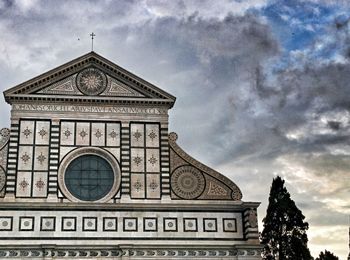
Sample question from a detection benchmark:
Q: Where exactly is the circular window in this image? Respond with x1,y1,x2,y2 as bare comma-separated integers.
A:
58,147,121,202
65,155,114,201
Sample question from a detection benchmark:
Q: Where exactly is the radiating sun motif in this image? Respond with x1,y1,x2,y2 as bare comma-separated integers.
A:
76,68,107,95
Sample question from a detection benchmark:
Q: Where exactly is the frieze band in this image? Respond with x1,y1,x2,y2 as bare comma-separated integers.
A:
12,104,167,115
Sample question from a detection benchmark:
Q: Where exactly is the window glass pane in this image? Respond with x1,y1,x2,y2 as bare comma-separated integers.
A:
65,155,114,201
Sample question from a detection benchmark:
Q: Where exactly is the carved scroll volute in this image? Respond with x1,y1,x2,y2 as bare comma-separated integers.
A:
169,132,242,201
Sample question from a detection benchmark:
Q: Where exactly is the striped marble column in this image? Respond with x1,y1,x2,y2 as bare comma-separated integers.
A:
160,123,170,196
120,122,130,196
243,208,259,241
48,120,60,195
5,120,19,195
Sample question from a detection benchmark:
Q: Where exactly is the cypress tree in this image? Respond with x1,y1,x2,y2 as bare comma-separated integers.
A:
261,176,312,260
315,250,339,260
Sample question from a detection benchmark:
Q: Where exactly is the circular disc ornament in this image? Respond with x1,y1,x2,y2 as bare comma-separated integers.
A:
0,128,10,138
76,67,107,95
171,166,205,199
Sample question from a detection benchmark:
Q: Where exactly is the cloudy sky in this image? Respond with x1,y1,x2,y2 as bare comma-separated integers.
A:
0,0,350,258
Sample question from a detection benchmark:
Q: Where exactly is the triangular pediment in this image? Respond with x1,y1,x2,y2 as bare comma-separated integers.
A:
3,52,175,107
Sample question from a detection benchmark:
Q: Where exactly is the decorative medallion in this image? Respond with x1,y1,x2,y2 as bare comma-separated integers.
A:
133,179,143,192
109,129,117,140
79,129,88,139
63,128,71,139
0,167,6,191
21,152,31,164
76,67,107,96
171,166,205,199
35,178,45,191
19,178,29,191
149,180,158,191
22,127,32,139
133,155,142,166
148,154,157,166
133,130,142,141
95,129,102,139
36,152,46,165
38,128,47,139
148,130,157,141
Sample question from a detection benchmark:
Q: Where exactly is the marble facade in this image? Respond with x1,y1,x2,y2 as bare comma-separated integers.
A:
0,52,262,259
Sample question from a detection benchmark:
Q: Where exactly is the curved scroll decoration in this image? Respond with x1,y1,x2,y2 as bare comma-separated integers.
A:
0,128,10,150
169,132,242,200
0,128,10,194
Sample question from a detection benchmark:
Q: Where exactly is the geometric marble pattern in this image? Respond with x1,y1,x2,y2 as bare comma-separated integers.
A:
123,218,137,232
223,218,237,232
163,218,177,232
19,121,35,145
203,218,217,232
0,214,245,236
19,217,34,231
143,217,157,232
40,217,55,231
130,123,161,199
83,217,97,232
62,217,76,231
0,217,12,231
103,217,118,231
183,218,197,232
16,120,50,198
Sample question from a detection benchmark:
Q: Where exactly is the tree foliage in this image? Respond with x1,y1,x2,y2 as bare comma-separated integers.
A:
315,250,339,260
260,176,312,260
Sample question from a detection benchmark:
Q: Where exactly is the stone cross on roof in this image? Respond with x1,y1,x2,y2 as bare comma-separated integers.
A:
90,32,96,51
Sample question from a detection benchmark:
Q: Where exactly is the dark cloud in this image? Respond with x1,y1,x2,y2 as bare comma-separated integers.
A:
0,1,349,258
327,121,341,130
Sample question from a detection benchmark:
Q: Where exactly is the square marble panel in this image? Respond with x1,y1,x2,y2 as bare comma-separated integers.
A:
163,218,177,232
35,121,50,145
61,217,76,231
91,123,105,147
59,146,76,162
60,122,75,146
123,218,138,232
0,217,13,231
76,122,90,146
130,124,144,147
16,171,32,197
130,148,144,172
104,148,120,162
145,124,159,147
103,217,118,231
34,146,49,171
131,173,145,199
184,218,198,232
223,218,237,232
146,174,160,199
18,146,33,171
19,216,34,231
106,123,120,147
203,218,217,232
32,172,48,197
146,149,160,172
19,120,35,145
83,217,97,231
40,217,55,231
143,217,157,232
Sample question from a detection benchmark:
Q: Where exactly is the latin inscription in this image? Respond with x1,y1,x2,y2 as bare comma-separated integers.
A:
12,104,167,115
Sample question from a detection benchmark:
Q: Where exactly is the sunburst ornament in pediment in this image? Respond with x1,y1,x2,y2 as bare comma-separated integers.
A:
76,67,107,95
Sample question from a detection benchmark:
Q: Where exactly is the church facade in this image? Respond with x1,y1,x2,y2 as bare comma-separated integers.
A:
0,52,262,259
